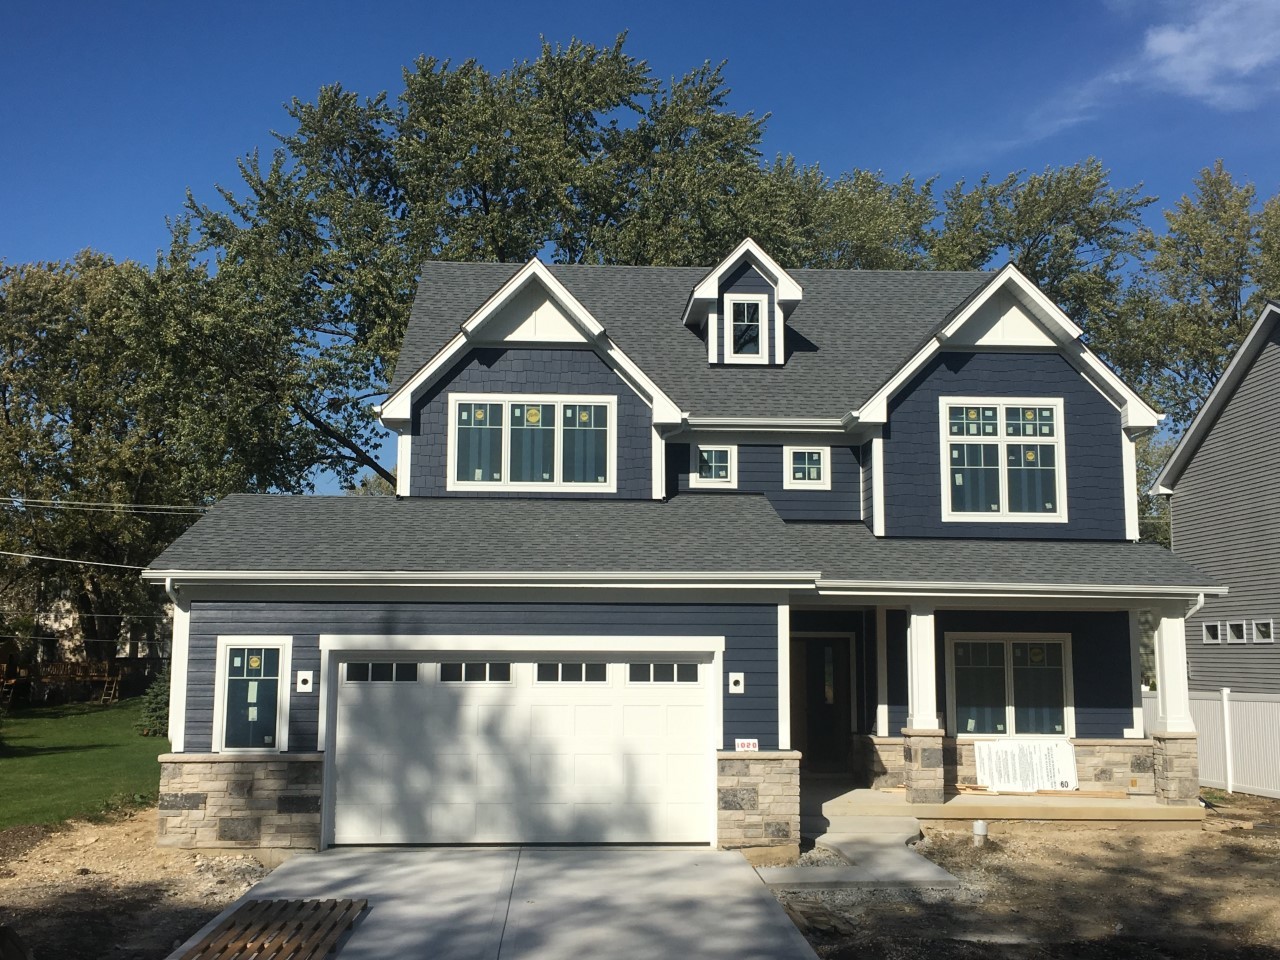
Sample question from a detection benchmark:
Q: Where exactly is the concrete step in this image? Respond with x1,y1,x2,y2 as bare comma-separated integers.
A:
802,815,922,840
758,828,958,891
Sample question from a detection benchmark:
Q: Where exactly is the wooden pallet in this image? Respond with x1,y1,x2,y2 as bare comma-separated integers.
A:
180,898,367,960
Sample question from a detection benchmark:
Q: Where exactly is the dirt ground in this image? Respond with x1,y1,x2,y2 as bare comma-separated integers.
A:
2,794,1278,959
782,791,1280,959
0,807,268,960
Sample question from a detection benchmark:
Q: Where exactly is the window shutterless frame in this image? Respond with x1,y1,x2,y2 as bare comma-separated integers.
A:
1227,621,1248,644
1253,619,1274,643
938,396,1068,523
1202,622,1222,644
782,445,831,491
944,632,1075,738
688,444,738,489
211,636,292,753
722,293,771,364
445,393,618,493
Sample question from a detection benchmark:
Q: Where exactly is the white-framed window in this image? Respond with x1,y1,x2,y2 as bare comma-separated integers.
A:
1253,620,1274,643
723,293,770,364
345,662,418,683
939,397,1068,523
1227,621,1248,644
688,444,737,488
536,661,608,683
783,445,831,491
439,661,512,683
446,393,617,493
946,634,1075,737
213,636,292,753
628,662,699,683
1202,622,1222,644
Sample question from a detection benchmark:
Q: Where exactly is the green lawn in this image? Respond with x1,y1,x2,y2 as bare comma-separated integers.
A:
0,700,166,830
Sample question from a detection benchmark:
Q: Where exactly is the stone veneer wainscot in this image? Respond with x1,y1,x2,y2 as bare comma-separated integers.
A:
716,750,800,859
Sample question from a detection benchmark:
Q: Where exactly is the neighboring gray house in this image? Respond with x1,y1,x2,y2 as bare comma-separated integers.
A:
1155,301,1280,799
145,240,1218,858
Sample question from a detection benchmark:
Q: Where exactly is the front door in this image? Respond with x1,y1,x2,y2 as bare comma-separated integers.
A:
792,637,851,771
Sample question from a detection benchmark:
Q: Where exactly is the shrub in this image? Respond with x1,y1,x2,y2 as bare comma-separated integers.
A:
134,663,170,737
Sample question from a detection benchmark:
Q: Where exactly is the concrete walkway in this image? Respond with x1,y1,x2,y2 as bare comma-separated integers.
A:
167,847,817,960
758,817,959,890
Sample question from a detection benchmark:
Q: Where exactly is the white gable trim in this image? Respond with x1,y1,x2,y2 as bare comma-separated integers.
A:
682,237,802,328
857,264,1161,430
1154,301,1280,495
380,259,684,426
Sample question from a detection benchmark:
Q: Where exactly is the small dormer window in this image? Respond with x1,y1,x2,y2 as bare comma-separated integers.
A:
723,294,770,364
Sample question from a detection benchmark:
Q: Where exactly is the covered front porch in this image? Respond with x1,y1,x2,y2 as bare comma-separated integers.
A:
781,597,1203,821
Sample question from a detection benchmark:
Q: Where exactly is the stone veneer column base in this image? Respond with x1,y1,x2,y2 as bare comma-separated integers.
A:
902,729,945,804
1153,733,1200,806
716,750,800,865
157,753,324,850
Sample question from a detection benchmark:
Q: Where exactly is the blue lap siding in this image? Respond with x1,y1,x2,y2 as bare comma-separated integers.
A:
183,601,778,753
882,610,1133,738
883,352,1126,539
409,347,652,499
670,442,861,521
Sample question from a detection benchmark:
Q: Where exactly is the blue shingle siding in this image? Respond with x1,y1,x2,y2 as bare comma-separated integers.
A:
882,351,1126,539
184,601,778,753
718,263,780,365
409,347,652,499
671,442,861,521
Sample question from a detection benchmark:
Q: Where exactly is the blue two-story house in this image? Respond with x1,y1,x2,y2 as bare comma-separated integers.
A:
144,240,1218,858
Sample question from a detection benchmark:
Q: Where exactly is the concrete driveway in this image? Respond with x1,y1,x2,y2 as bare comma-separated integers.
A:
169,847,817,960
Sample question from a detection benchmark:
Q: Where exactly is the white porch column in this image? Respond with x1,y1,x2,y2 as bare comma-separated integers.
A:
777,603,791,750
167,599,190,753
1152,603,1196,734
905,604,939,731
1124,610,1145,738
875,606,889,737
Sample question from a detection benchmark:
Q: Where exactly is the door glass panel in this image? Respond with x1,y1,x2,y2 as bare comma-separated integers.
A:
823,646,834,705
1012,642,1066,734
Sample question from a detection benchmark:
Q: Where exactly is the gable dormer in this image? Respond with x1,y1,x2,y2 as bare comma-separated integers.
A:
682,238,802,366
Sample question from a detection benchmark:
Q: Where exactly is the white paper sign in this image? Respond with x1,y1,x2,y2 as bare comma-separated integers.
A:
974,738,1078,792
734,738,759,752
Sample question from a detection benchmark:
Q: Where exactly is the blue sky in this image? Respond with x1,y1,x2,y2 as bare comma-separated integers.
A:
3,0,1279,268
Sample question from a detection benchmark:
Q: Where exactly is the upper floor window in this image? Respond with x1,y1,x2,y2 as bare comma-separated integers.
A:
783,446,831,491
448,393,616,493
688,444,737,489
723,294,770,364
939,398,1067,523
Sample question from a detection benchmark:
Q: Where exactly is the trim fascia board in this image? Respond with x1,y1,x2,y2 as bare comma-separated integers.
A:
144,569,824,590
682,237,803,328
816,579,1226,600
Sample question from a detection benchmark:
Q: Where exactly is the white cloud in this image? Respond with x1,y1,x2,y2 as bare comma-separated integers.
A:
1138,0,1280,108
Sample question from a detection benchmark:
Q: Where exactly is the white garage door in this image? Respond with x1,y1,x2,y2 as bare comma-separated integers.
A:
331,654,713,844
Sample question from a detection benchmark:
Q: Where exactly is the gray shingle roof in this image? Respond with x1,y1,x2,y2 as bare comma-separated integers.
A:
389,263,993,419
147,494,1218,591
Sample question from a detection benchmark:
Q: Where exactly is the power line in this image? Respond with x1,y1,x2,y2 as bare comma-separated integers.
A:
2,611,171,620
9,496,209,510
0,549,146,570
4,499,206,517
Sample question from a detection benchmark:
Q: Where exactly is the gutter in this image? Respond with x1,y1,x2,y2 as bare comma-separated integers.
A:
815,579,1227,601
142,569,824,591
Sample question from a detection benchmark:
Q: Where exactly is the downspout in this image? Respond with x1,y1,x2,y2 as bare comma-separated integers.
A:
1187,592,1206,619
163,576,179,606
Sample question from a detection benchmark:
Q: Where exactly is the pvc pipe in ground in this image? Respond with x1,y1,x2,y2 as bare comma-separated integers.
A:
973,819,988,847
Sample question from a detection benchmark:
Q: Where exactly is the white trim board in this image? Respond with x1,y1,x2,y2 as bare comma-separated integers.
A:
683,237,803,329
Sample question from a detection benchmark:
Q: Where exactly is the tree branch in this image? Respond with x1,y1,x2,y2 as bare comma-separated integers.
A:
292,403,395,485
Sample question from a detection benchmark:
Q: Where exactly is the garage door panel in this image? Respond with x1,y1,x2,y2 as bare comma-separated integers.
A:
333,654,712,844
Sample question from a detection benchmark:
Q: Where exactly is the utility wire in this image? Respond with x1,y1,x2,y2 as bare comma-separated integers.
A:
3,500,206,516
8,496,209,510
0,549,146,570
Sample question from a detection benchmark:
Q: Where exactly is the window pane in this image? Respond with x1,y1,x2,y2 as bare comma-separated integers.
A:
440,662,463,682
698,448,730,480
394,662,418,682
537,662,558,682
562,662,584,682
630,663,649,683
1012,642,1065,735
791,450,824,483
954,641,1006,734
224,647,279,749
1007,443,1057,513
653,663,675,683
676,662,698,683
1006,406,1055,438
585,662,607,682
464,662,486,681
489,662,511,682
456,402,504,482
950,443,1000,512
1256,621,1273,642
562,404,608,484
370,662,394,682
509,403,556,483
732,301,760,355
347,662,370,682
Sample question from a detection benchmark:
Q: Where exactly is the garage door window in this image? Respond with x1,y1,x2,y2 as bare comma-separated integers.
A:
536,662,607,682
223,646,281,749
346,662,418,683
629,662,699,683
440,661,512,683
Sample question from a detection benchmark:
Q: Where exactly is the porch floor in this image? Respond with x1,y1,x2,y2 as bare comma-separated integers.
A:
804,783,1204,826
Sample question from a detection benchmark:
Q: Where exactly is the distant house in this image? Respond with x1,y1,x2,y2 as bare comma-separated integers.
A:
144,241,1217,856
1155,301,1280,800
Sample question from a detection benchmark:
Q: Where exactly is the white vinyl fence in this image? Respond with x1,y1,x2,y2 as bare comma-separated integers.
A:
1143,689,1280,799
